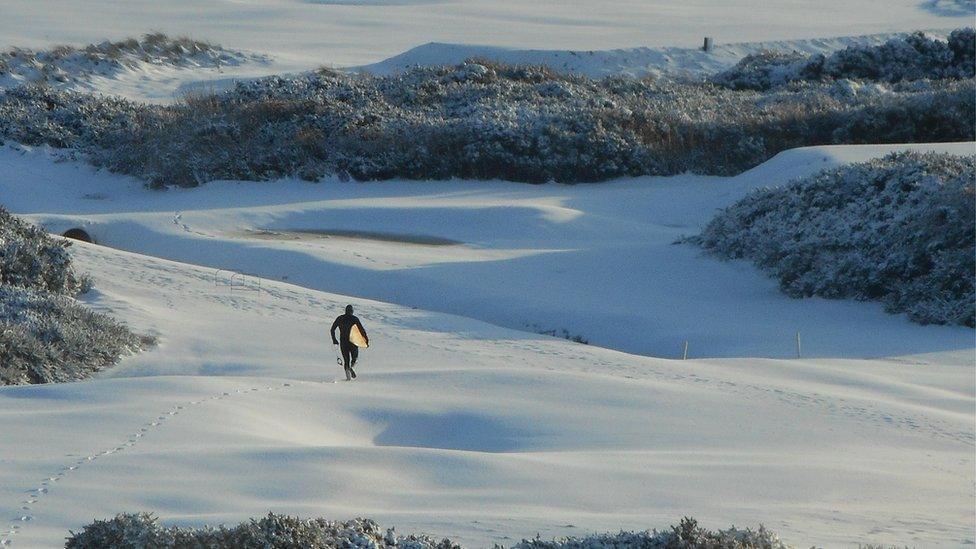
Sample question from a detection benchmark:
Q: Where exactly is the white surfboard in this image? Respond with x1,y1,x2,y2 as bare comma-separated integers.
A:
349,324,369,348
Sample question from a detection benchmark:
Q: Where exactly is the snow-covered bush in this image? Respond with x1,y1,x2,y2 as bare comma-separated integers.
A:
66,513,461,549
713,28,975,90
0,285,144,384
0,207,148,385
0,33,257,91
710,50,813,91
514,517,789,549
0,206,84,294
66,514,790,549
694,152,975,327
0,46,972,185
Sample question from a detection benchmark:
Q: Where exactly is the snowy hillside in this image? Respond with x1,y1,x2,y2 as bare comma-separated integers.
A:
1,2,973,547
0,34,271,104
2,0,973,69
0,1,973,104
352,31,954,79
4,141,972,360
0,223,972,547
1,138,972,546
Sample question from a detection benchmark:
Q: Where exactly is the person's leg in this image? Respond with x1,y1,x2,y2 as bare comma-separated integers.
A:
340,342,352,380
348,345,358,378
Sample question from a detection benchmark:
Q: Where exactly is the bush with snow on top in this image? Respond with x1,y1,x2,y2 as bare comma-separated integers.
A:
0,207,149,385
65,513,461,549
693,152,975,327
0,32,260,91
0,63,972,186
513,517,789,548
66,514,791,549
713,28,975,90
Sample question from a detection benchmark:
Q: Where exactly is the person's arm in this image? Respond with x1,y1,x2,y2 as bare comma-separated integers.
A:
356,319,369,345
330,318,339,345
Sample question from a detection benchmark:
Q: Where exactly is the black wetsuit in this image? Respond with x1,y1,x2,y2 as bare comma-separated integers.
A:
331,313,368,373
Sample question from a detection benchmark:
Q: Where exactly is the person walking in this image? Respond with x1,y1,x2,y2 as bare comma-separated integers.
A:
331,304,369,381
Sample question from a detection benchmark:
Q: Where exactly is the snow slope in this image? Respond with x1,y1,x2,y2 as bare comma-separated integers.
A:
3,1,972,69
0,141,972,547
0,235,972,548
351,31,953,79
1,3,973,547
3,2,969,103
7,31,957,104
1,1,973,103
3,142,973,360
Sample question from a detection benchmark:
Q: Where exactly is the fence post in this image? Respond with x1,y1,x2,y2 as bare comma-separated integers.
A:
682,340,689,360
795,331,802,358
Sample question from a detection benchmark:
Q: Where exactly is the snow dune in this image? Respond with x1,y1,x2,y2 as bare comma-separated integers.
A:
1,2,973,546
352,31,954,79
5,142,973,360
3,29,967,104
0,232,972,547
1,1,973,103
1,140,972,547
3,0,972,69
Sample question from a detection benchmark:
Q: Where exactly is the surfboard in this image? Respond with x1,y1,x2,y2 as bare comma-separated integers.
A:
350,324,369,349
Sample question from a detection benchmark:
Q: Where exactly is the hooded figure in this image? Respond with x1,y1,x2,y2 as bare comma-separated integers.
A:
331,304,369,380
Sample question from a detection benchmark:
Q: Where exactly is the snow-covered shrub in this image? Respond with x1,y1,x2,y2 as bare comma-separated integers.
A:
65,513,461,549
0,85,144,148
0,285,144,384
710,50,813,90
694,152,975,327
514,517,789,549
713,28,975,90
66,514,789,549
0,207,148,385
0,50,973,185
0,205,83,295
0,33,258,91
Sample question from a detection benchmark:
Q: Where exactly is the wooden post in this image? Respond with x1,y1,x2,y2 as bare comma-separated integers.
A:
703,37,713,52
682,340,689,360
795,331,802,359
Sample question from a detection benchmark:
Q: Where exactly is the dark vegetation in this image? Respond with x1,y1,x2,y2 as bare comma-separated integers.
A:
693,152,975,327
0,30,972,187
712,29,975,90
0,207,148,385
66,513,788,548
528,324,589,344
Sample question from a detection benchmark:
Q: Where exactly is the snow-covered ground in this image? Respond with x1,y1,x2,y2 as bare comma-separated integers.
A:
4,31,953,104
4,142,973,360
3,30,966,105
1,1,973,102
351,31,951,79
3,0,972,69
0,141,974,547
1,2,974,547
0,226,973,548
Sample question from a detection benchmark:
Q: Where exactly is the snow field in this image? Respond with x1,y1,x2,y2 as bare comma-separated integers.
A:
0,238,972,547
352,31,956,79
0,1,973,544
0,140,973,546
0,2,971,104
2,0,972,70
4,142,973,360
